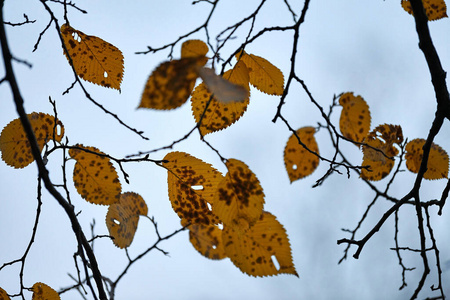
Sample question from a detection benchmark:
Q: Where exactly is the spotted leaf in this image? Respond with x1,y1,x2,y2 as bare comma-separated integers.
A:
405,138,448,180
138,57,204,110
0,287,11,300
361,124,403,181
222,211,297,277
192,60,250,135
163,152,223,225
401,0,447,21
31,282,60,300
213,159,265,232
284,126,320,183
339,92,371,145
236,50,284,95
69,144,121,205
185,221,227,260
106,192,147,248
0,112,64,168
61,23,124,90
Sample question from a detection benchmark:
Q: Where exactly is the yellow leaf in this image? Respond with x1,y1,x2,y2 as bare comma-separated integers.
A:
236,50,284,95
181,39,209,65
60,23,124,90
339,92,371,145
284,126,320,183
191,61,250,135
163,151,223,225
138,57,204,110
405,138,449,180
185,221,227,260
361,124,403,181
223,211,297,277
31,282,60,300
401,0,447,21
0,287,11,300
0,112,64,168
69,144,121,205
106,192,147,248
213,159,265,232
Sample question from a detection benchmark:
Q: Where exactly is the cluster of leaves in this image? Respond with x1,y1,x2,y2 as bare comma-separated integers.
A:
0,283,60,300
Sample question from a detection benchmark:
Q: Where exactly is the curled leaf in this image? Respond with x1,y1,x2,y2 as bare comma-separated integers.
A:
284,126,320,182
0,112,64,168
339,92,371,145
405,138,448,180
61,23,124,90
69,144,121,205
32,282,60,300
401,0,447,21
181,39,209,65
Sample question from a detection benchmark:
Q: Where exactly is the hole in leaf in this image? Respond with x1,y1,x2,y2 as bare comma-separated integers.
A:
72,32,81,42
191,185,204,191
212,244,217,249
217,223,223,230
113,219,120,225
206,202,212,211
271,255,280,271
56,124,62,136
104,71,108,78
292,164,297,170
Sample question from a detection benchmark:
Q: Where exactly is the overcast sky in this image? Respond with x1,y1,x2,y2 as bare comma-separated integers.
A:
1,0,450,299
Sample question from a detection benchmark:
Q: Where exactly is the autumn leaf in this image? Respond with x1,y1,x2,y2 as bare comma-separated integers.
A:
401,0,447,21
236,50,284,95
0,112,64,168
191,60,250,135
181,39,209,66
163,151,223,225
339,92,371,145
361,124,403,181
138,57,204,110
405,138,449,180
106,192,148,248
31,282,60,300
60,23,124,90
213,159,265,232
69,144,121,205
185,221,227,260
0,287,11,300
222,211,297,277
284,126,320,183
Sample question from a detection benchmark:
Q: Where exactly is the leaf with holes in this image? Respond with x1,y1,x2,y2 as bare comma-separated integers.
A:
181,39,209,66
339,92,371,145
138,57,205,110
405,138,448,180
236,50,284,95
284,126,320,183
184,221,227,260
0,112,64,168
106,192,148,248
361,124,403,181
32,282,60,300
60,23,124,90
69,144,121,205
401,0,447,21
213,159,265,232
192,61,250,135
222,211,297,277
0,287,11,300
163,152,223,225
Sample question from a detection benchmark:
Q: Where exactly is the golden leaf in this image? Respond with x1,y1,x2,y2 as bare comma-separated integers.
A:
284,126,320,183
106,192,148,248
223,211,297,277
69,144,121,205
0,112,64,168
361,124,403,181
401,0,447,21
0,287,11,300
60,23,124,90
236,50,284,95
138,57,204,110
339,92,371,145
181,39,209,65
191,60,250,135
31,282,60,300
405,138,449,180
213,159,265,232
186,222,227,260
163,152,223,225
